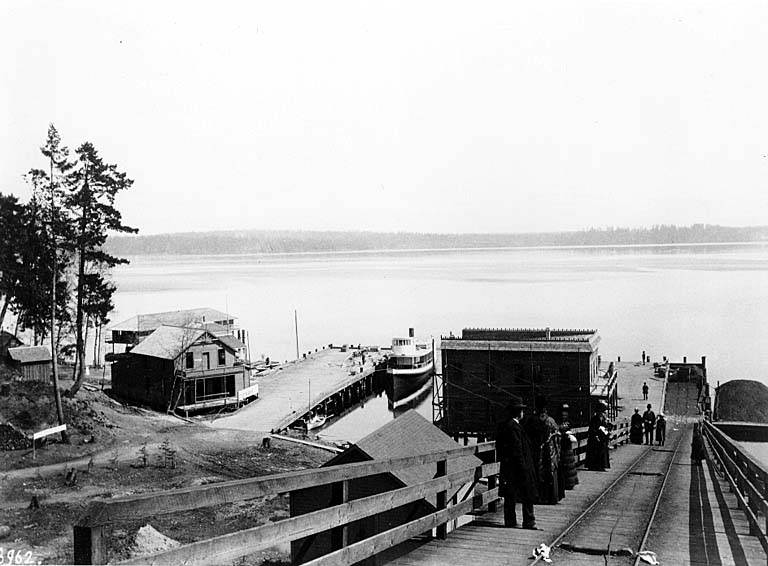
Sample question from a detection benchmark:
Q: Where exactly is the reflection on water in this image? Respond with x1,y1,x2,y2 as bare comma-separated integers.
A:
741,442,768,469
316,372,435,444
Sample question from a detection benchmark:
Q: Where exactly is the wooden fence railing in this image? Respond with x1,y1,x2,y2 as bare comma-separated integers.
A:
571,418,630,464
703,420,768,560
74,442,498,565
74,418,632,565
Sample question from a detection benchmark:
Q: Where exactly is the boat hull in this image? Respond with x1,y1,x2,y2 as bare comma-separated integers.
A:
387,364,433,409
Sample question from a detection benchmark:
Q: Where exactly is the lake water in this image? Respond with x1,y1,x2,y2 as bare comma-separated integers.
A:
108,243,768,440
741,442,768,469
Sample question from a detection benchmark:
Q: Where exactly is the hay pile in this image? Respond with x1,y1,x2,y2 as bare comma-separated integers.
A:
717,380,768,423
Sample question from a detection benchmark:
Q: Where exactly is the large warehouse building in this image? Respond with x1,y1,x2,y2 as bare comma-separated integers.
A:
437,327,604,439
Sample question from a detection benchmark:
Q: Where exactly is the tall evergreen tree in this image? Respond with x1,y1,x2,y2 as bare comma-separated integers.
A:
34,125,73,440
64,142,136,397
0,193,25,329
14,187,54,342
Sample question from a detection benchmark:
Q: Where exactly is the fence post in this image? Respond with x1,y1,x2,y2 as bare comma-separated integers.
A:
73,525,106,565
330,480,350,549
436,459,447,539
488,444,498,513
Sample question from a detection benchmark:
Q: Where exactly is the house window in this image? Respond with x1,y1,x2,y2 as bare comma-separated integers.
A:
218,348,226,366
186,352,194,369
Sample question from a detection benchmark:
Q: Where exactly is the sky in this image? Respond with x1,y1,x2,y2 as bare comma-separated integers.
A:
2,1,768,236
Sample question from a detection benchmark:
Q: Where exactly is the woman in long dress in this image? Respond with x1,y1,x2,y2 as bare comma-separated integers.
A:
585,401,611,471
691,422,707,465
559,404,579,490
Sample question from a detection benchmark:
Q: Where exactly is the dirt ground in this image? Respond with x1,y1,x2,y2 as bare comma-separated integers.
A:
0,368,332,565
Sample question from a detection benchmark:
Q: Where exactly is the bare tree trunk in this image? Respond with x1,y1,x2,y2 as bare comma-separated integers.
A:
0,297,9,330
69,247,86,396
92,322,99,369
68,176,88,398
83,317,90,370
49,156,68,442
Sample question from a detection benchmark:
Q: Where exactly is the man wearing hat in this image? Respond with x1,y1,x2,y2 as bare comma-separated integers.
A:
643,403,656,446
496,396,539,529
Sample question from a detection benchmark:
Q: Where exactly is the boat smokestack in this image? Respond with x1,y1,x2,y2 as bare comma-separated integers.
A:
409,327,415,338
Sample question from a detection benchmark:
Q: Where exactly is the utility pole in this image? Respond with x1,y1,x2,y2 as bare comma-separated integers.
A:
294,309,300,361
48,148,68,443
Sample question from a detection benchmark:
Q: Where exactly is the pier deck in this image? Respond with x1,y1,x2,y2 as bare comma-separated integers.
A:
210,349,378,433
388,433,764,565
386,367,765,566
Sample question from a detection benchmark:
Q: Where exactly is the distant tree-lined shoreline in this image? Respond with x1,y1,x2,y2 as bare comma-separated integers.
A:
105,224,768,256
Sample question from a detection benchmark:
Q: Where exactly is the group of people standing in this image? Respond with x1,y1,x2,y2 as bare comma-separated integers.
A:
630,403,666,446
495,396,579,529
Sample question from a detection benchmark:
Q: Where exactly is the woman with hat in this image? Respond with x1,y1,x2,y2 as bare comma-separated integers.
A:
524,395,561,504
655,413,667,446
630,407,644,445
495,396,539,529
558,403,579,490
585,400,611,471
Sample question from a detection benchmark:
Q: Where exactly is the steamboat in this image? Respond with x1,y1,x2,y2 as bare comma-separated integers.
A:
386,328,434,408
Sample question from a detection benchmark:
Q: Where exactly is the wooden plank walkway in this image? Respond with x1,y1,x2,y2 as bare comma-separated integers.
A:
386,442,651,565
210,349,377,432
387,426,766,565
645,426,767,565
386,373,766,565
613,360,666,420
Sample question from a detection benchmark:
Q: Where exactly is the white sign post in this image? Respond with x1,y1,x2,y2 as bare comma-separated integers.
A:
32,424,67,460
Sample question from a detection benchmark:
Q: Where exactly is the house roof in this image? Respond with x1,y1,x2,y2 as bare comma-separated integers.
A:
129,326,208,360
198,321,229,334
326,410,481,504
8,345,51,364
442,327,600,354
0,331,24,348
108,308,233,333
218,334,246,351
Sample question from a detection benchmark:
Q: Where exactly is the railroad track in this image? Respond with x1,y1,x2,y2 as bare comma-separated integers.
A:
530,430,684,565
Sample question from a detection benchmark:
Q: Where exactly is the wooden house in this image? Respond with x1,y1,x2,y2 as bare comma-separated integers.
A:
0,331,23,359
111,325,256,413
7,345,52,382
106,307,249,358
438,327,601,437
290,410,480,565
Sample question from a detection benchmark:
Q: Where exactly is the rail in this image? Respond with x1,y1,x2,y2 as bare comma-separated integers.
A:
73,442,498,565
703,420,768,558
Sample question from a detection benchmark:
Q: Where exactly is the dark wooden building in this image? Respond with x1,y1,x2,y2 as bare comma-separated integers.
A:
7,346,52,382
289,410,480,565
437,327,601,438
111,325,254,413
0,331,23,359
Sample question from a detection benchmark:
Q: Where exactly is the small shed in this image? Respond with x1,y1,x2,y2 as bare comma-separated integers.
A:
290,410,481,565
0,331,23,359
7,346,52,382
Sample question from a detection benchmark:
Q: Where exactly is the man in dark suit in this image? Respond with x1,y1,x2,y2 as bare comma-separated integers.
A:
643,403,656,446
496,396,539,529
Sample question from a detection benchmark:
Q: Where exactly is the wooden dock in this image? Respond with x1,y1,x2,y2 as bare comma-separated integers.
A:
210,348,381,433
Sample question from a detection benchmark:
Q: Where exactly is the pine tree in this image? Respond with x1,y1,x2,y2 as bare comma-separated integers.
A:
0,193,25,329
37,124,73,441
64,142,137,397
